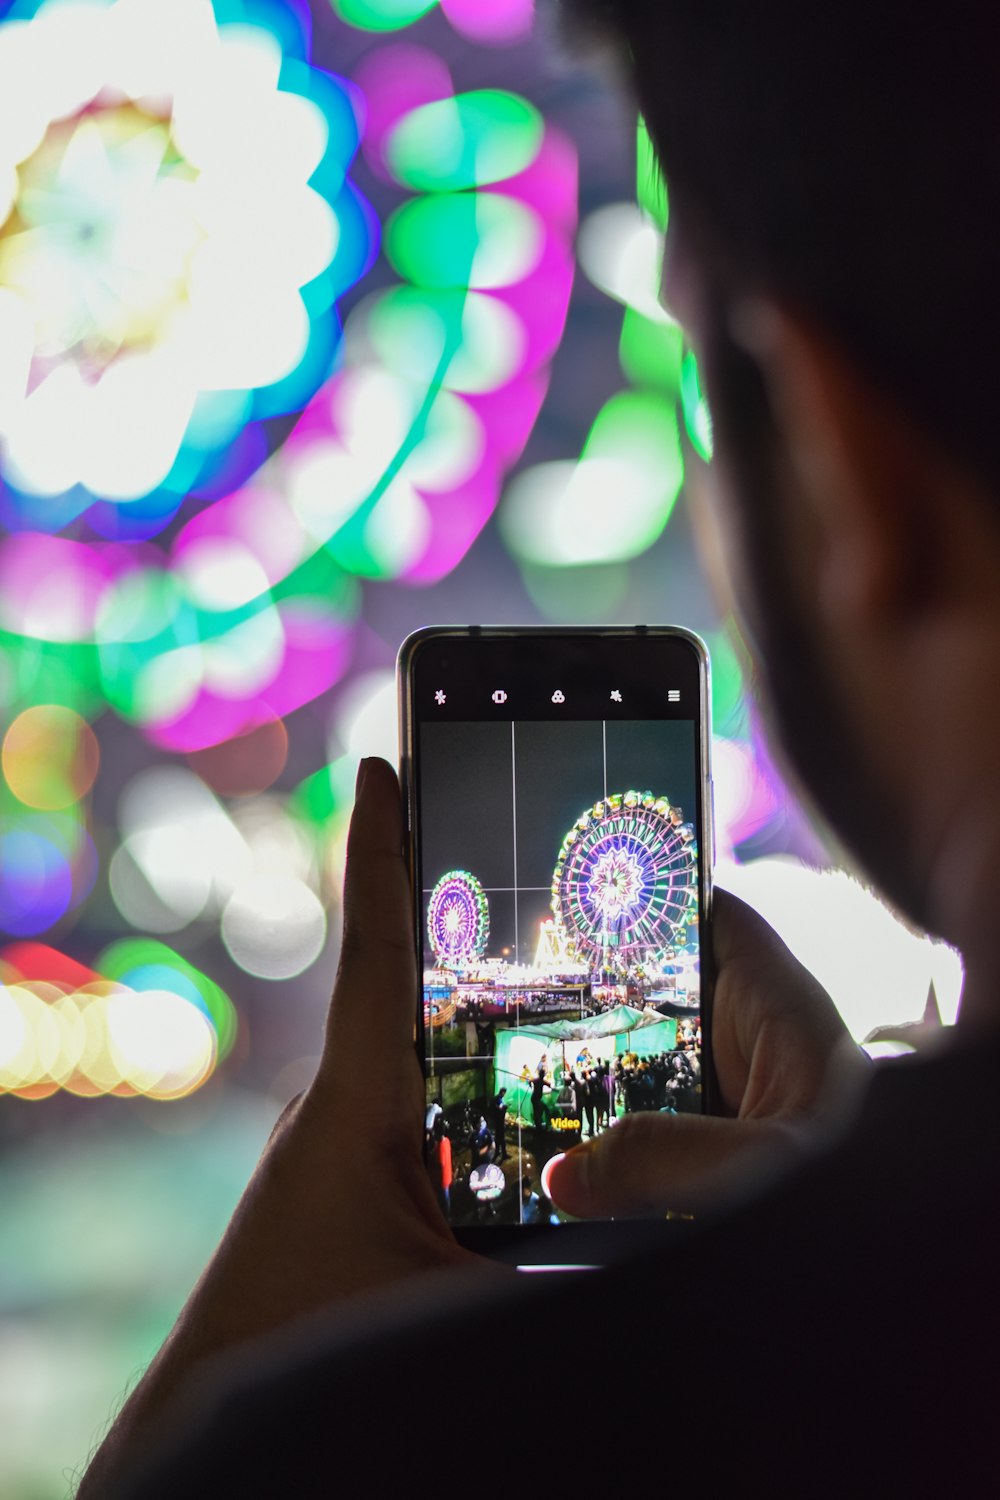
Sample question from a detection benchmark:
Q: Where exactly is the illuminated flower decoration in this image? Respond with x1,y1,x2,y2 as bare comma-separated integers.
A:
0,0,377,539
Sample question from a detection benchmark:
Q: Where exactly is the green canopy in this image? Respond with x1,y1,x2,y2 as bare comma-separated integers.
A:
493,1006,678,1125
508,1004,667,1044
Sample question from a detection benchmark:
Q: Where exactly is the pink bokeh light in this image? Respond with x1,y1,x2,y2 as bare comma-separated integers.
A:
440,0,534,44
146,610,353,753
0,535,130,642
355,45,455,180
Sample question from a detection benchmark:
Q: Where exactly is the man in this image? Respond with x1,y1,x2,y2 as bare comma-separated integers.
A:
530,1061,551,1134
492,1086,510,1162
80,4,1000,1492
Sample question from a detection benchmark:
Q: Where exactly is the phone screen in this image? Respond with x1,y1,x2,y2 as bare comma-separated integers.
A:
402,629,711,1233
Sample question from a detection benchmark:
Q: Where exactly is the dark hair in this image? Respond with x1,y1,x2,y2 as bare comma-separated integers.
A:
559,1,1000,485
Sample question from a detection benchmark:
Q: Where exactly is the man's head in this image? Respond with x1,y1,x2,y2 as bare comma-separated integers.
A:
561,2,1000,959
560,3,1000,481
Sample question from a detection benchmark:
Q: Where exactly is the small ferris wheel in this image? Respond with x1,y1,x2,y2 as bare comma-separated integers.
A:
426,869,490,969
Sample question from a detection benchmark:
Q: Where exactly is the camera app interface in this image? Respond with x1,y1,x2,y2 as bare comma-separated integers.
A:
418,680,703,1229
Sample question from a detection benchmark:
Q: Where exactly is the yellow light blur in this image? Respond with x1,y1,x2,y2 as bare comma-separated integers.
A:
0,984,34,1091
2,704,100,810
0,977,222,1101
73,987,122,1097
105,988,217,1099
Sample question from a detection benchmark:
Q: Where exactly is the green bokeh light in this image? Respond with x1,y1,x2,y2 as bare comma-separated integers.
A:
384,191,541,290
521,560,631,622
583,388,683,502
385,90,544,191
366,284,519,393
330,0,438,31
680,349,714,461
500,391,684,568
637,118,667,230
96,571,197,724
98,938,238,1061
290,764,341,828
707,628,748,736
0,635,103,720
619,305,684,394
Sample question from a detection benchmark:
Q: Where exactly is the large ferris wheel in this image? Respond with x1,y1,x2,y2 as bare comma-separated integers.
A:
551,791,697,976
426,869,490,970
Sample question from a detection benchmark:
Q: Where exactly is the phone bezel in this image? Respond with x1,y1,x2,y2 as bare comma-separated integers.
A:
397,624,716,1252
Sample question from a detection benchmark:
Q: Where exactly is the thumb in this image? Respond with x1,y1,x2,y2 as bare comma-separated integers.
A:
545,1112,785,1218
322,756,417,1075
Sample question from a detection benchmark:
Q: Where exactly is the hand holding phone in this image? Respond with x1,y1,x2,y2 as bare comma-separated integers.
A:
546,888,863,1218
79,741,861,1492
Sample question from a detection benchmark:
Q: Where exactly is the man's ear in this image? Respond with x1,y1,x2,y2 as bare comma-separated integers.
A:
728,300,931,629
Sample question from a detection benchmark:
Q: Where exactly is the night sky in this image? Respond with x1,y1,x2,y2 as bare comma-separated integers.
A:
419,718,697,965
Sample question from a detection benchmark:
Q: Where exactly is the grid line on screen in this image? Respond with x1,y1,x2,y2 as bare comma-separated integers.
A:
511,721,519,965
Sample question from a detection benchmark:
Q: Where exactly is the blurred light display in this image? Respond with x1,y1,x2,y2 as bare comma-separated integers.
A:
272,43,577,583
0,0,951,1146
0,0,581,1114
496,122,717,625
0,937,235,1098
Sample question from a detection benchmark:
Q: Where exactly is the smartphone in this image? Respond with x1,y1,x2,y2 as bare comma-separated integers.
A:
398,626,713,1259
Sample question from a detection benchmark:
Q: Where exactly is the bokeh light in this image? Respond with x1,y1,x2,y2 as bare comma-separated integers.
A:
498,119,703,591
0,0,377,535
500,391,684,568
332,0,437,29
222,874,327,979
3,706,100,810
0,938,234,1100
